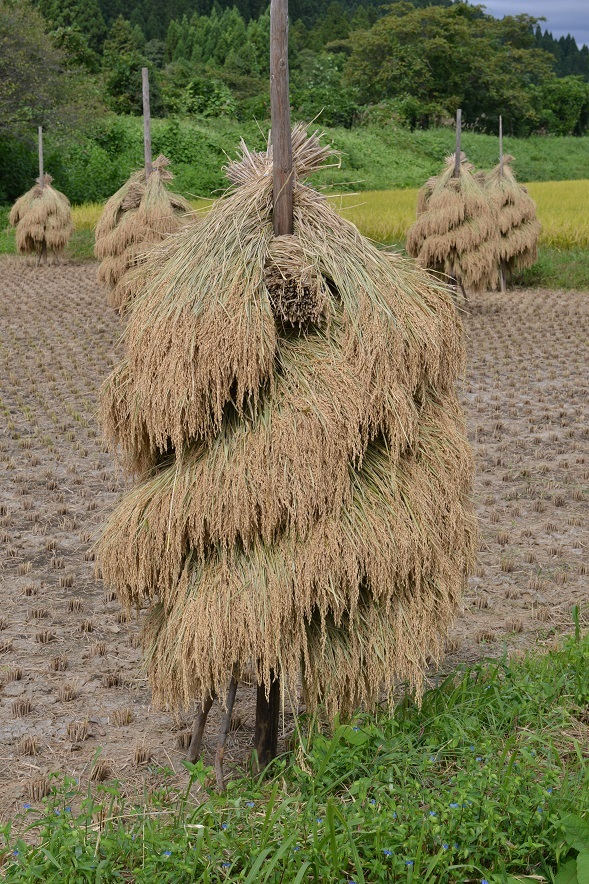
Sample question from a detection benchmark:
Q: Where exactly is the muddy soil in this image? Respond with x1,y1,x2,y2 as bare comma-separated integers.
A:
0,259,587,815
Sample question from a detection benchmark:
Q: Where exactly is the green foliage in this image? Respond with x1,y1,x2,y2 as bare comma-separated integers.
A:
0,0,101,140
1,630,589,881
102,16,163,115
37,0,107,52
344,3,561,135
512,246,589,291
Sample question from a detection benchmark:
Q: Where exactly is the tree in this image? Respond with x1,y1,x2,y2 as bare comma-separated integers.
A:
344,2,555,133
0,0,100,139
102,16,163,115
37,0,107,51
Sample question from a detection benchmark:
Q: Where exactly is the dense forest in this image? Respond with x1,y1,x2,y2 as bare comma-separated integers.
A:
1,0,589,202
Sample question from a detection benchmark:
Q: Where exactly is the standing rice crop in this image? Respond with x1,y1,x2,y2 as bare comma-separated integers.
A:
98,128,477,724
483,156,541,277
9,175,73,264
94,156,193,313
406,154,499,294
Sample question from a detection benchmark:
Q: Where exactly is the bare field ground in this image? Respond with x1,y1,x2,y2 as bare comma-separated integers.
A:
0,258,587,815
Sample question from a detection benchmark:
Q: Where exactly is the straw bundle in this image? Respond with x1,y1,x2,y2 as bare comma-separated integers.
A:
98,127,476,720
483,156,541,275
94,156,193,313
406,154,500,293
9,175,73,259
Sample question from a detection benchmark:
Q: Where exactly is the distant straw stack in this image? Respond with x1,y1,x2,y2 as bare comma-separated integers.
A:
94,156,193,313
484,156,541,276
9,175,73,262
407,154,499,294
98,127,476,720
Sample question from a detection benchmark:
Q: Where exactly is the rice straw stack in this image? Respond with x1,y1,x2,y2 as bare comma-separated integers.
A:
9,175,73,260
94,156,193,313
406,154,500,293
483,156,541,276
98,127,477,720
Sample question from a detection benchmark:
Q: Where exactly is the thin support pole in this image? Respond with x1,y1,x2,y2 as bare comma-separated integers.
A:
498,115,507,291
270,0,293,236
142,67,152,181
187,693,216,763
254,0,293,770
499,115,503,178
255,674,280,770
38,127,44,189
214,676,238,792
454,109,462,177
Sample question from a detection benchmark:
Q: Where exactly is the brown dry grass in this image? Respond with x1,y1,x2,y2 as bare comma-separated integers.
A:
94,157,194,313
98,130,476,719
483,157,542,275
406,154,499,293
9,175,73,258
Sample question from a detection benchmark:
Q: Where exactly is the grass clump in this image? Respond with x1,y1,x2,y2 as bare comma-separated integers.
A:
2,625,589,882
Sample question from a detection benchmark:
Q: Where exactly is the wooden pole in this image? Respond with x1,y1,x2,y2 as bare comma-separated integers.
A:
454,109,462,177
142,67,152,180
499,115,503,178
253,0,293,770
270,0,293,236
38,126,44,190
498,114,506,292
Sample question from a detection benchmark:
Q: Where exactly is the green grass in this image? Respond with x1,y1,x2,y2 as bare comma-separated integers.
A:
15,117,589,205
3,623,589,882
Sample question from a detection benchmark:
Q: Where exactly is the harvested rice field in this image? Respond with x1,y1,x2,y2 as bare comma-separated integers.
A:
0,257,587,816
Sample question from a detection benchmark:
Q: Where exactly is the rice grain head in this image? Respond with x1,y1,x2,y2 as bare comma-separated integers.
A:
406,154,499,293
99,125,476,719
94,156,194,313
9,175,73,256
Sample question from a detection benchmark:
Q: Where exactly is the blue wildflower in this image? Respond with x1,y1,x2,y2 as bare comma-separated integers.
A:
246,801,255,808
23,804,31,810
316,817,323,823
442,844,449,850
383,849,393,856
222,823,228,830
450,802,460,808
221,863,231,869
429,811,436,817
163,851,172,857
405,860,414,867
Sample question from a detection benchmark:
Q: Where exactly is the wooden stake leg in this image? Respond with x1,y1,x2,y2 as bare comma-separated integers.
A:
499,262,506,293
214,677,238,792
187,693,216,763
254,673,280,771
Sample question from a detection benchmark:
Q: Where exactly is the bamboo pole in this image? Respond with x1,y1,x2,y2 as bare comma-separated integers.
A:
142,67,152,180
254,0,293,770
454,108,462,177
38,127,44,190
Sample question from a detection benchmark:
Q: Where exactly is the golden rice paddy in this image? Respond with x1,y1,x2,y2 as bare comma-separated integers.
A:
72,179,588,250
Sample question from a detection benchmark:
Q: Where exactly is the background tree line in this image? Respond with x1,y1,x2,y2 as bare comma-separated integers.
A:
1,0,588,202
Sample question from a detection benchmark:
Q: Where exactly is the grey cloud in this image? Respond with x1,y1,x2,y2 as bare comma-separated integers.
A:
481,0,589,46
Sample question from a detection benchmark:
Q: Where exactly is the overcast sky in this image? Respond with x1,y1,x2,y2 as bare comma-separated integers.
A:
480,1,589,48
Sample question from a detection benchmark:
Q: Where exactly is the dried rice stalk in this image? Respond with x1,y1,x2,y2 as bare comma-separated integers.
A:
9,175,73,257
407,154,499,293
94,156,193,313
99,129,476,719
482,156,541,274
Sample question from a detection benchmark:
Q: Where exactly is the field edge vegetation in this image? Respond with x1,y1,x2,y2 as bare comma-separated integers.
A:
2,620,589,883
